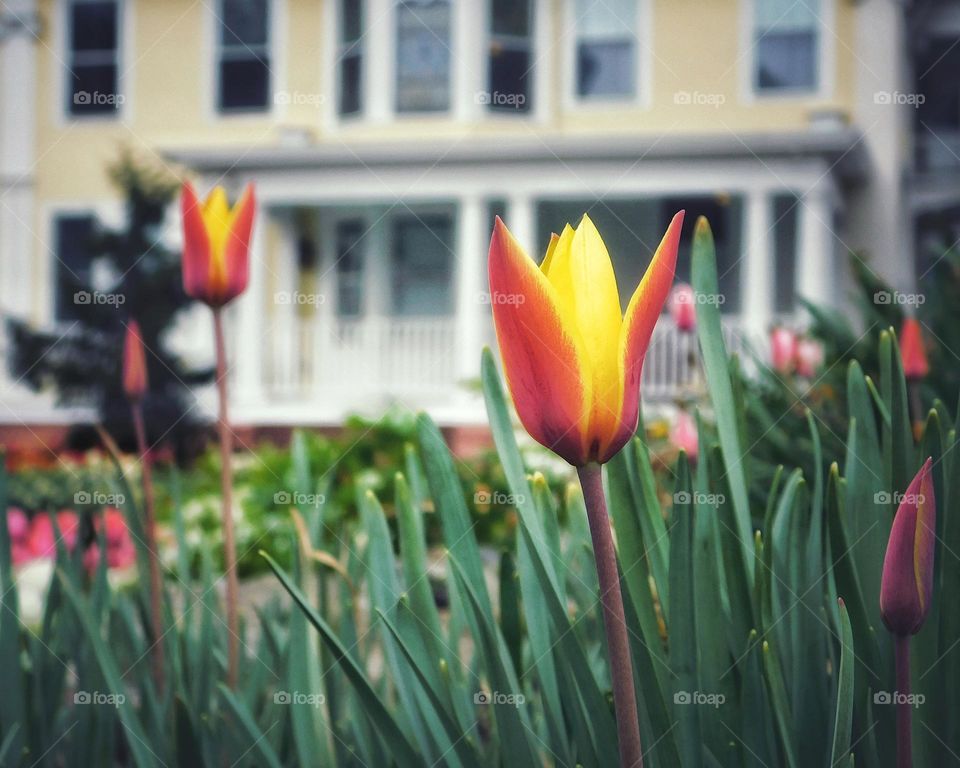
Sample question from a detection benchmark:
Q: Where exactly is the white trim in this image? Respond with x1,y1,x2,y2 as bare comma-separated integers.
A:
740,0,835,104
55,0,132,125
563,0,652,111
203,0,284,123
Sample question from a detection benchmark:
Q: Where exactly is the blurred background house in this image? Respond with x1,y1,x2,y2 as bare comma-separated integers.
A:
0,0,957,447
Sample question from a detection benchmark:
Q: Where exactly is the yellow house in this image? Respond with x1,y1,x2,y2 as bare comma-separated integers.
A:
0,0,952,432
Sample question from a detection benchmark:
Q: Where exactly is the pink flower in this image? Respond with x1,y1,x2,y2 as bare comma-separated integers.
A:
795,338,824,379
28,511,81,559
7,507,29,541
83,543,102,573
770,327,797,374
107,540,136,569
668,283,697,333
11,542,33,566
101,508,128,547
670,411,699,463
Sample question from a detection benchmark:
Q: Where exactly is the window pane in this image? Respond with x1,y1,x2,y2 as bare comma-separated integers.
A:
55,215,96,321
220,0,268,47
756,31,816,90
342,0,362,42
336,220,365,317
489,47,532,112
491,0,530,36
70,65,120,114
396,0,451,112
392,214,453,316
71,1,117,52
755,0,817,32
578,41,634,97
340,54,362,114
772,194,799,313
219,57,270,110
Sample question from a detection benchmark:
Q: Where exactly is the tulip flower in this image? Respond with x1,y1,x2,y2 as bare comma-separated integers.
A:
899,318,928,381
488,211,683,467
488,210,684,768
123,319,165,689
668,283,697,333
770,327,797,374
123,320,148,400
881,458,935,636
880,458,935,768
671,410,699,463
179,182,256,689
794,338,824,379
181,182,255,308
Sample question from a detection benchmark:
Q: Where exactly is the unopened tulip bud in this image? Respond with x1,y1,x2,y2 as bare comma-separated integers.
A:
881,458,936,636
123,321,148,400
770,327,797,374
668,283,697,333
900,318,929,381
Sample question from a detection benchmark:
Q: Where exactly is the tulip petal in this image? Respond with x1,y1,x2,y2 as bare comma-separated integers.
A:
181,182,212,301
488,217,592,465
224,184,255,300
601,210,684,461
123,320,148,399
881,457,936,635
544,215,624,457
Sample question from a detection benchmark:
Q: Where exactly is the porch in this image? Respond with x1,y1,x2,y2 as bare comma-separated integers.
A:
175,133,857,425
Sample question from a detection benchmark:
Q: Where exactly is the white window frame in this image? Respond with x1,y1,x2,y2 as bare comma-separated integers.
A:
741,0,835,102
206,0,283,121
59,0,130,123
564,0,651,108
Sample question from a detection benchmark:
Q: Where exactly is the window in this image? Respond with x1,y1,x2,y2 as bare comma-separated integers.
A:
753,0,820,93
772,194,799,313
335,220,366,317
339,0,363,115
216,0,271,113
54,214,97,321
487,0,533,112
391,214,454,316
66,0,121,116
396,0,451,113
575,0,637,99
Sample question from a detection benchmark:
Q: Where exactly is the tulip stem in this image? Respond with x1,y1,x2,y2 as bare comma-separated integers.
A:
895,634,913,768
577,463,643,768
213,308,240,689
131,402,165,693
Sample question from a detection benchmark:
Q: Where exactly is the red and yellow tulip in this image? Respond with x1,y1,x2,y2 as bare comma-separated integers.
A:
180,182,255,307
881,457,936,636
122,320,148,400
488,211,684,466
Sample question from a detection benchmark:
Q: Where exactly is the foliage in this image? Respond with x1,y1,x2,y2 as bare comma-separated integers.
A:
0,230,956,766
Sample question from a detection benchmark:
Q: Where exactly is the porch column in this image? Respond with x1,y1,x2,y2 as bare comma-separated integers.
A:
506,194,536,256
741,187,774,342
456,195,485,383
797,181,838,310
232,206,268,409
365,0,393,123
0,2,39,401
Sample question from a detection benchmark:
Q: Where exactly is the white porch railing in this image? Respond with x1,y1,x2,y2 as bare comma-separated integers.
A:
254,312,756,416
641,318,754,401
264,314,459,407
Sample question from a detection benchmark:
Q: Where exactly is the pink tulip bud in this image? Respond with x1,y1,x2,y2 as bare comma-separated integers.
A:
794,338,824,379
770,327,797,374
881,458,936,636
670,411,699,463
668,283,697,333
